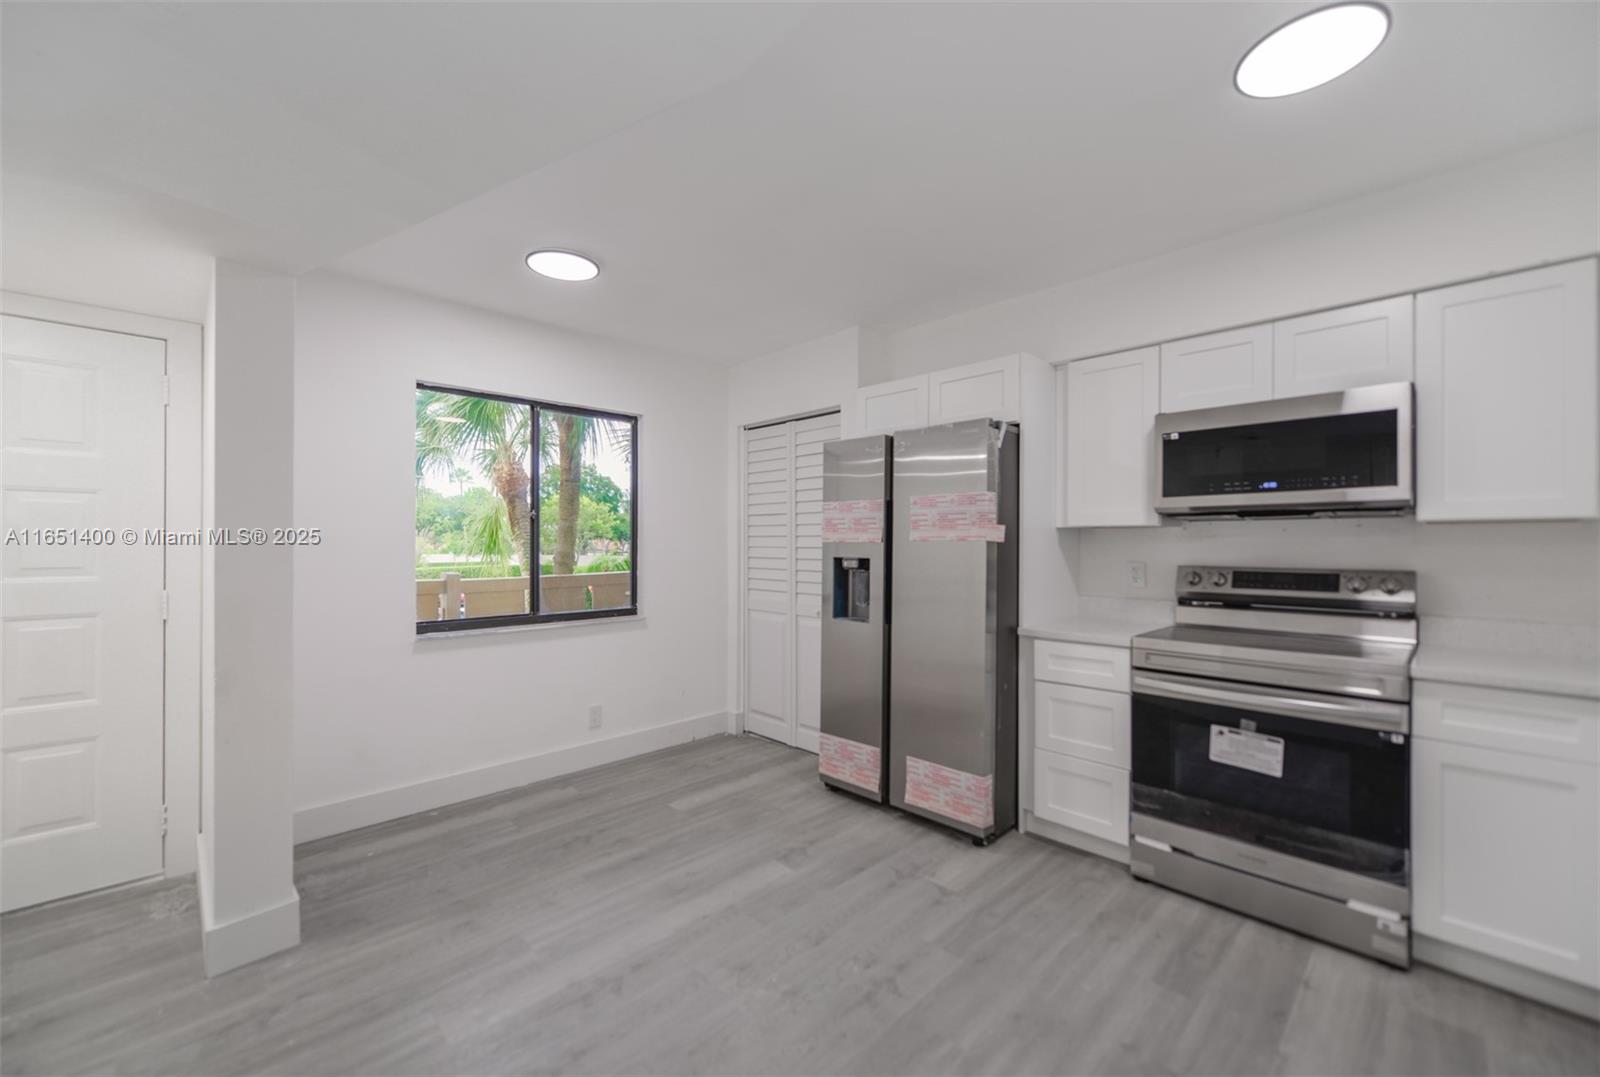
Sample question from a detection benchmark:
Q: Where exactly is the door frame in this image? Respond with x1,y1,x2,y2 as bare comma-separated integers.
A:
1,291,203,881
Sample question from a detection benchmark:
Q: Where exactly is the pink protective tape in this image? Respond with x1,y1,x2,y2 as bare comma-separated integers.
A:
819,733,882,794
903,756,994,829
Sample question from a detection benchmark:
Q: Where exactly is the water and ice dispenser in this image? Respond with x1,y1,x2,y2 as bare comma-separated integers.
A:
832,557,871,622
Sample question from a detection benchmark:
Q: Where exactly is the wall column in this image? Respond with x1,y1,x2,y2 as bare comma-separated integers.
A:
198,259,300,975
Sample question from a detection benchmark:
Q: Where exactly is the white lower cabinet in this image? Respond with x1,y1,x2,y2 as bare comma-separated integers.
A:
1413,735,1600,988
1032,749,1130,846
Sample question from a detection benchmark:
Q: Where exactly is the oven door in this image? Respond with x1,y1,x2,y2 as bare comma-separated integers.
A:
1131,669,1409,902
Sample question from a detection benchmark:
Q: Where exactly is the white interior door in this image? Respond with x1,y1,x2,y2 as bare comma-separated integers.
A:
741,411,839,751
1,315,166,911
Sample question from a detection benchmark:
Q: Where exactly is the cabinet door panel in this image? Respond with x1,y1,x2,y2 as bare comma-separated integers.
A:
1160,323,1273,411
857,376,929,435
1273,296,1414,397
1417,259,1598,521
1059,348,1159,527
1033,749,1129,845
1413,738,1599,987
928,356,1019,424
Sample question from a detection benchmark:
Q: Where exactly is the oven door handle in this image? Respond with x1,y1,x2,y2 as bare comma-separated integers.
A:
1132,671,1409,734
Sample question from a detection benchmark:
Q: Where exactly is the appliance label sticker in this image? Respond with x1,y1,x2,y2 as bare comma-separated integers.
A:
904,756,994,829
1209,725,1285,779
821,499,886,544
819,733,881,794
907,491,1005,543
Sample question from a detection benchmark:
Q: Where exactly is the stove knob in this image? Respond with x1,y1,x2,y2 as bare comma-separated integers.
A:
1211,571,1228,587
1185,570,1203,587
1379,576,1403,595
1347,575,1371,594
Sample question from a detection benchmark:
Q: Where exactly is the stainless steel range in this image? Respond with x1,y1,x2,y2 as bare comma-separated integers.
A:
1129,566,1417,968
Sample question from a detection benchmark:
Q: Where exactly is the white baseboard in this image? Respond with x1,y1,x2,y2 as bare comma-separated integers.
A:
293,711,730,845
1021,811,1132,865
1414,935,1600,1021
196,836,301,977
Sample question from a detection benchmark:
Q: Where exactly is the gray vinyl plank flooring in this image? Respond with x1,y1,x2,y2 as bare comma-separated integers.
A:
2,734,1595,1076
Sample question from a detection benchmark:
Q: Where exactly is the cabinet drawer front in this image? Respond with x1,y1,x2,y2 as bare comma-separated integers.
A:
1032,749,1129,846
1415,683,1600,764
1413,739,1599,987
1033,639,1130,692
1035,682,1130,767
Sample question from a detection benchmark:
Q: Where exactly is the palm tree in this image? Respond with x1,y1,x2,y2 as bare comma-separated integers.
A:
416,389,531,567
538,412,630,576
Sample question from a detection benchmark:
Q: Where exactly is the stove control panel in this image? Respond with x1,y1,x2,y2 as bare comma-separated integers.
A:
1176,566,1416,612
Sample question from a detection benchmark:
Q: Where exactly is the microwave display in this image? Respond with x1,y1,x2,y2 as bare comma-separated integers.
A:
1160,409,1398,498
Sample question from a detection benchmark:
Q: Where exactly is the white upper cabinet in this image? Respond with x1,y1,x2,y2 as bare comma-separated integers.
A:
852,374,929,436
1416,259,1598,521
927,355,1021,424
1058,347,1160,527
1159,323,1273,412
1273,296,1414,397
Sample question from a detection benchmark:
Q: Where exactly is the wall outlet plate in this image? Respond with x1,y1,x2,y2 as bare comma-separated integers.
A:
1128,561,1147,589
588,704,603,730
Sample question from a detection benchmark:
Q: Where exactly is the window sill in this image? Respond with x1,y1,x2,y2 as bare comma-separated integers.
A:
415,612,644,641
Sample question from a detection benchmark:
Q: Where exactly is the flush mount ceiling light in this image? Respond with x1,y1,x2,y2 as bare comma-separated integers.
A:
525,249,599,282
1235,3,1390,98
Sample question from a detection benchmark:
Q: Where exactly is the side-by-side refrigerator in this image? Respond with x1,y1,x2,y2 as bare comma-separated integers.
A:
820,419,1019,843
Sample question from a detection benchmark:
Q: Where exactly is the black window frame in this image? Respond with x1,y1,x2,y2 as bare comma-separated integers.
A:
416,381,639,634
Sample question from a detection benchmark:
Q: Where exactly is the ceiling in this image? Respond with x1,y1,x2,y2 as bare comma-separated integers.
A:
4,2,1595,359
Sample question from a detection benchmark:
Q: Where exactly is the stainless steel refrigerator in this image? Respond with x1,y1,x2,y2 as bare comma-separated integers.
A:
888,419,1019,843
818,435,892,802
818,420,1020,840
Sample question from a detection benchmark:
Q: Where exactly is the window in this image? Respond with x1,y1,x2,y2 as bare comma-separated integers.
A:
415,383,637,631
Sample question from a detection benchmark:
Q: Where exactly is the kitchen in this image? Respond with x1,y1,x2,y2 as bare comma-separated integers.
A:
2,2,1596,1074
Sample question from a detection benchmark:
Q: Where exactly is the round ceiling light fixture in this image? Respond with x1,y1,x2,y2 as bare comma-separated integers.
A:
1235,3,1390,99
525,249,600,282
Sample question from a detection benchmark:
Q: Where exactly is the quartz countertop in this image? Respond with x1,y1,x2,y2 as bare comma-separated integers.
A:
1411,644,1599,700
1019,612,1172,649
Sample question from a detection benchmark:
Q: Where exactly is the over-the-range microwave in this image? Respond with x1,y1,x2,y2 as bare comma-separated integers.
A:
1153,381,1414,518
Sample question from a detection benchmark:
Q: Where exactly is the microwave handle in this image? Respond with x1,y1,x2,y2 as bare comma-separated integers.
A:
1132,671,1409,734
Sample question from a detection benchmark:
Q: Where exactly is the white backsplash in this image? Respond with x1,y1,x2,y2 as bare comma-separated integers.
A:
1075,516,1600,627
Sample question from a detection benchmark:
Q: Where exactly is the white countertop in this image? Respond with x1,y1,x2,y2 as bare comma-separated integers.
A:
1411,644,1599,700
1019,613,1171,649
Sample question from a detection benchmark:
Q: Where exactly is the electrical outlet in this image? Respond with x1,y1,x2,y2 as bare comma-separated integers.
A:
588,704,603,730
1128,561,1147,589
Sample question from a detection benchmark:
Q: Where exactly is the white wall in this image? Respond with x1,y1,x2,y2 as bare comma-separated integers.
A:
877,133,1600,627
723,327,866,721
200,259,300,975
292,272,730,837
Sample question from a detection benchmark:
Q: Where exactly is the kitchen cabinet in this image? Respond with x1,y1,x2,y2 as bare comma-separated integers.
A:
1413,733,1599,988
1416,258,1598,521
851,374,929,436
1272,295,1414,397
1058,347,1160,527
927,355,1021,425
1025,637,1134,854
1159,323,1273,412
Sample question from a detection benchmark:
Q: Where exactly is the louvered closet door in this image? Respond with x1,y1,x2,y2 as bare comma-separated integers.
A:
742,411,840,750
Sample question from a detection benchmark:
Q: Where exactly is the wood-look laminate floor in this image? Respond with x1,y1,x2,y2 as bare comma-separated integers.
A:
3,734,1596,1076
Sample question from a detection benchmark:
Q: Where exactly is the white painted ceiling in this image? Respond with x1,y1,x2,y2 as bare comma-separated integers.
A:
4,2,1595,358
